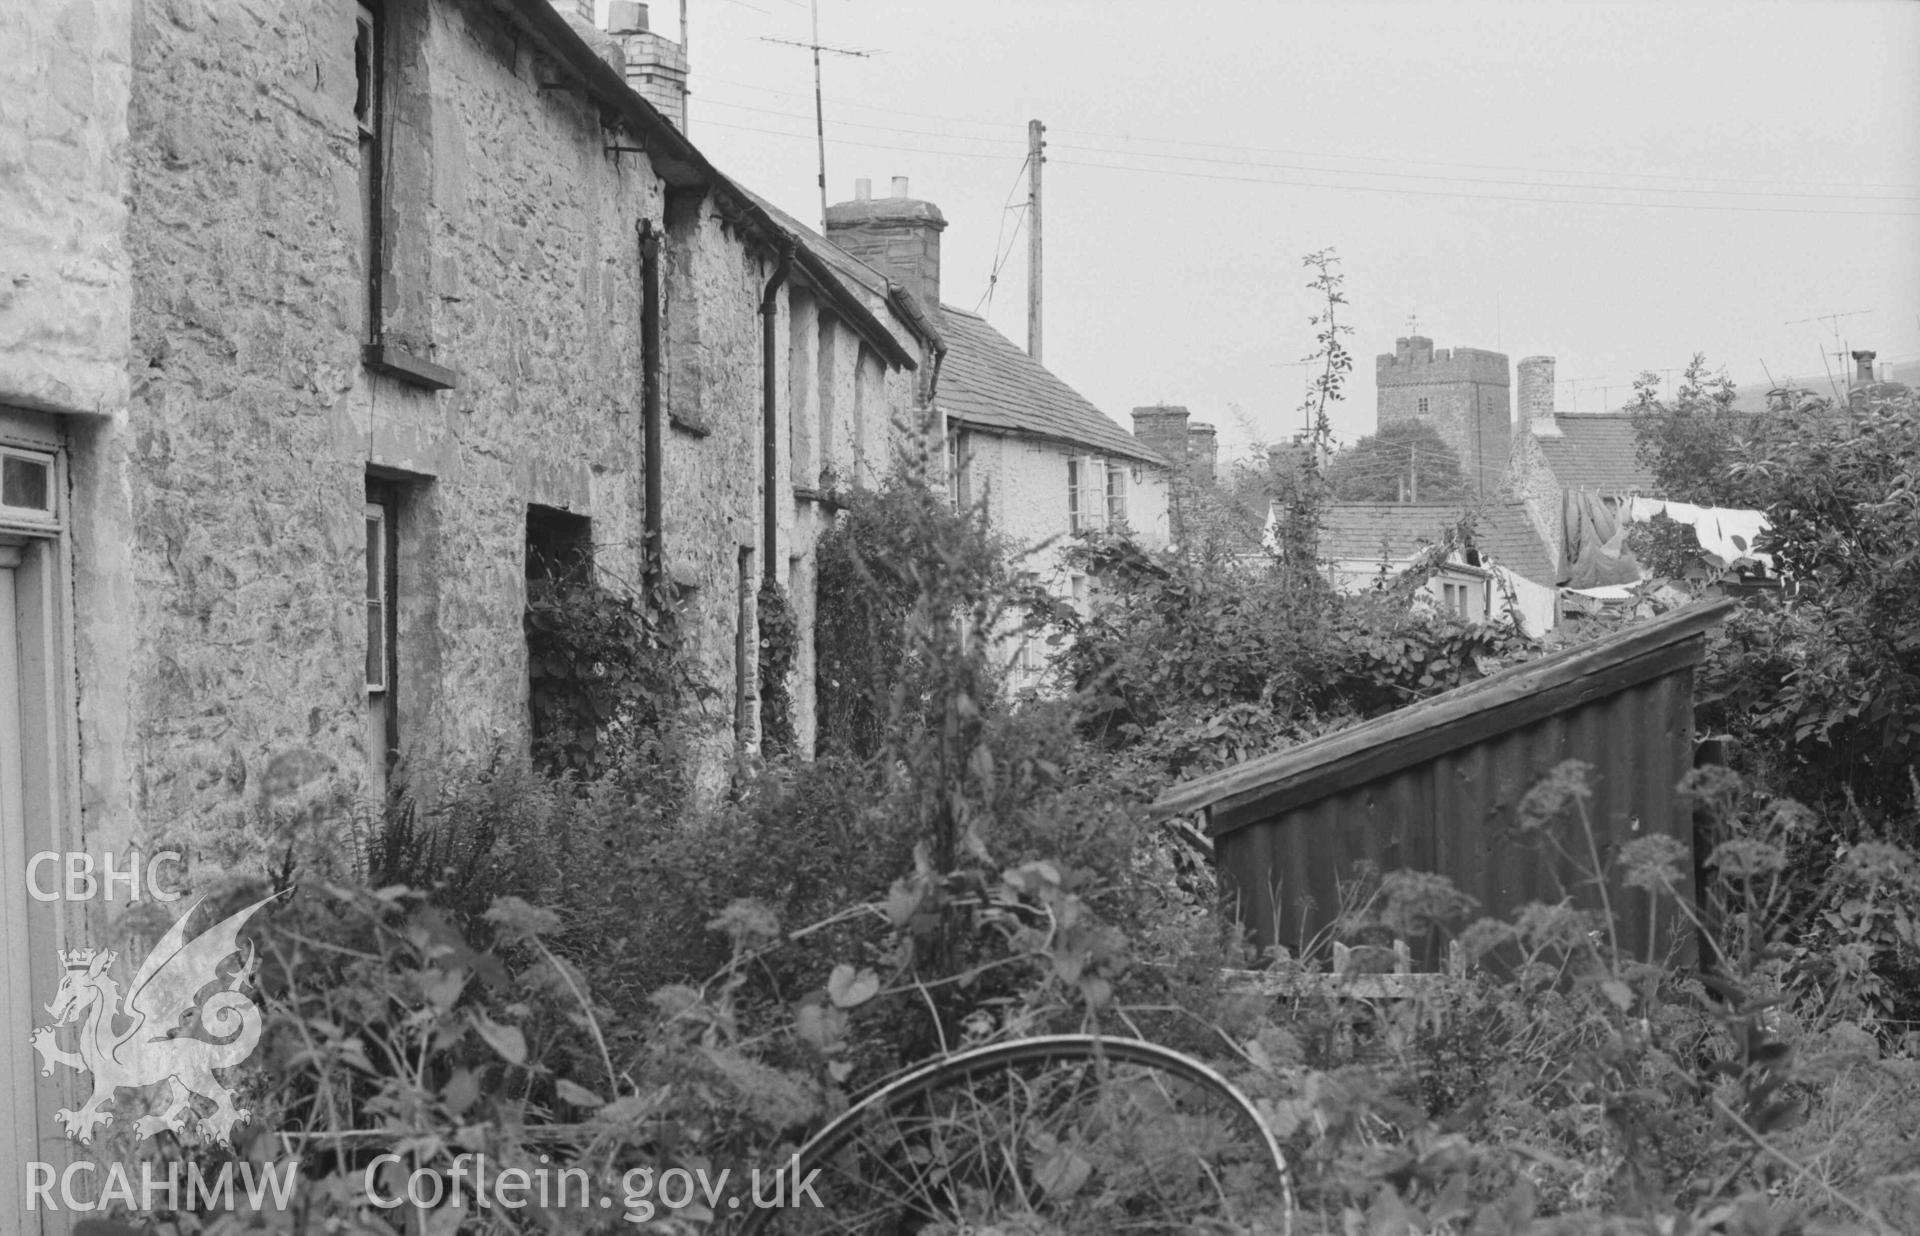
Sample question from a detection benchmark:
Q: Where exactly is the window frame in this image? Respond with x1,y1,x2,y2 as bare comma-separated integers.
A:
1068,456,1105,534
1104,461,1128,528
364,480,400,786
356,1,384,344
0,447,58,532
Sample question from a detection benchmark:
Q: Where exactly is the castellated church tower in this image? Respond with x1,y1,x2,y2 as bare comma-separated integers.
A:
1375,336,1512,497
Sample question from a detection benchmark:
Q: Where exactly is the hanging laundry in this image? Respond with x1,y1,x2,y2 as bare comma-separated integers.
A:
1560,489,1641,588
1627,498,1772,569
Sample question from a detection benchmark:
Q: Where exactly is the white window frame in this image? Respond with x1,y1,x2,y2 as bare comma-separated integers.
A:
1069,456,1105,534
0,448,58,531
1104,461,1128,528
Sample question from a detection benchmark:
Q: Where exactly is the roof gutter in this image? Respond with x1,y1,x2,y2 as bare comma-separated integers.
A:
885,280,947,404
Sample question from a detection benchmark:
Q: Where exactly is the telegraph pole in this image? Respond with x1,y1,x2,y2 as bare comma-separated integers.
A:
1027,119,1045,361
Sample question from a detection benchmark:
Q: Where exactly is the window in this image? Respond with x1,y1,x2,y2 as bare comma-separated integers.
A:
1068,458,1104,533
526,504,593,582
0,449,56,527
356,2,381,342
526,506,594,769
1417,397,1430,414
1104,462,1128,528
947,429,972,511
365,479,399,797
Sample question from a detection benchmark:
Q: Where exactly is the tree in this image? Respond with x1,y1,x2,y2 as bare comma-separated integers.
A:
1628,352,1753,506
1325,419,1466,503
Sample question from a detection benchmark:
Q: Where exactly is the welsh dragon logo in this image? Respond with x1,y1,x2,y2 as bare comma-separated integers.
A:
30,893,280,1147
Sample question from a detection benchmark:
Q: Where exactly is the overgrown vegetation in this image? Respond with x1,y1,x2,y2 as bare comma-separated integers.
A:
105,267,1920,1235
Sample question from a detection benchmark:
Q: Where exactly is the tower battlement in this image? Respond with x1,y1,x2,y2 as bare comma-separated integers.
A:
1373,337,1511,498
1377,337,1510,387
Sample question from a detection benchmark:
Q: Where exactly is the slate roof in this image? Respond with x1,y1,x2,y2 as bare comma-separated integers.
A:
735,185,892,302
1534,414,1656,493
1471,503,1557,585
1318,501,1556,586
1319,503,1465,563
936,307,1167,466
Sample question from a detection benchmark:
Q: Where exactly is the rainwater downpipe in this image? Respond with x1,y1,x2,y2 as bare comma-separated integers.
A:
760,242,794,584
639,219,663,592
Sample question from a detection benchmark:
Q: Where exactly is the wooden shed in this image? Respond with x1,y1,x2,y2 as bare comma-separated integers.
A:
1150,599,1737,966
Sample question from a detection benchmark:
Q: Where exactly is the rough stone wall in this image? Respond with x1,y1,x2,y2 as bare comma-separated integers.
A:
1507,429,1565,582
107,0,673,854
1516,356,1556,426
0,0,132,417
1376,336,1511,498
661,197,774,779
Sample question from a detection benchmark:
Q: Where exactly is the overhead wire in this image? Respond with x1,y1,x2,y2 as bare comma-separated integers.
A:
975,154,1033,314
695,109,1920,217
695,97,1918,202
695,78,1920,193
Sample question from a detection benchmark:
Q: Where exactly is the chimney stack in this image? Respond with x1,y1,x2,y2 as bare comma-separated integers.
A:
1516,355,1560,437
1130,405,1191,468
824,177,948,315
1187,422,1218,484
603,1,689,132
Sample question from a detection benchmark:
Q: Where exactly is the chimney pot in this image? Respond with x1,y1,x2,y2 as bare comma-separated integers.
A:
605,0,648,33
891,176,909,198
1852,349,1877,383
854,177,871,201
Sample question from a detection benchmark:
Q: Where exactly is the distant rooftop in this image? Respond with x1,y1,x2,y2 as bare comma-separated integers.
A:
1533,413,1656,494
1317,500,1553,585
937,307,1166,465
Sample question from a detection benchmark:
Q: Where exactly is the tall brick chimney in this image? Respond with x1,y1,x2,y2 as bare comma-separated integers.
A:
824,177,947,315
604,1,688,131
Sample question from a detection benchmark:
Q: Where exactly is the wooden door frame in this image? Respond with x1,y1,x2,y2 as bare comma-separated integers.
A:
0,421,83,1234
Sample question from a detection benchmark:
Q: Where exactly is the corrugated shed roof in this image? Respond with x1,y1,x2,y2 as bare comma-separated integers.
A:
936,307,1166,465
1535,414,1656,493
1150,597,1739,821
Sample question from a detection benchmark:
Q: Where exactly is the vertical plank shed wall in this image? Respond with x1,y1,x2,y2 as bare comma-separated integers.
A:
1216,665,1697,966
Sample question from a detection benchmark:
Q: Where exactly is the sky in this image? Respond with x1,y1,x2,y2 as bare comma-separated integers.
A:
613,0,1920,459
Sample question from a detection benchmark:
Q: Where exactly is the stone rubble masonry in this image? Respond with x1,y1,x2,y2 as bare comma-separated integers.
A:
1516,355,1560,437
1375,335,1512,498
0,0,133,417
31,0,922,854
